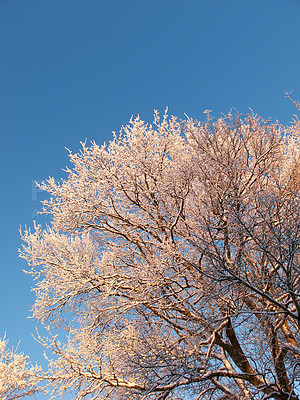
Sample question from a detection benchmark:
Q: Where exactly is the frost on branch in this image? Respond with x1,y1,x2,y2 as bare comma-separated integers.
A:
20,110,300,399
0,337,41,399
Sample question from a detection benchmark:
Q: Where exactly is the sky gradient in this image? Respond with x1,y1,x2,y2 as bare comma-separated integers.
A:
1,0,300,397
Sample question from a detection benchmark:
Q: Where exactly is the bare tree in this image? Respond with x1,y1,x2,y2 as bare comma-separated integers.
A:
0,337,41,399
20,109,300,399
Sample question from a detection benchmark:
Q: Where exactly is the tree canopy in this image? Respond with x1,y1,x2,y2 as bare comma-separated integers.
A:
20,109,300,399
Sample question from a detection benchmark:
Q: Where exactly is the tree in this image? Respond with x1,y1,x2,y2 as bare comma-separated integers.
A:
20,109,300,399
0,337,41,399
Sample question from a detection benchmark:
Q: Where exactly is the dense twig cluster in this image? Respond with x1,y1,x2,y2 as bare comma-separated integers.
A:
0,337,41,399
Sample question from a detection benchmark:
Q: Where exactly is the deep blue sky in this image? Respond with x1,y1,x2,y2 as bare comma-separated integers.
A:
1,0,300,395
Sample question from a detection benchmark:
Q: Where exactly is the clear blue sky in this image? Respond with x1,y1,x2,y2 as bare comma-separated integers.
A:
1,0,300,395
